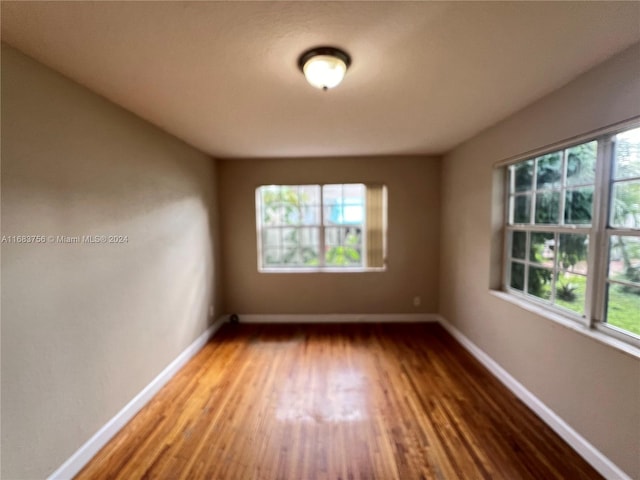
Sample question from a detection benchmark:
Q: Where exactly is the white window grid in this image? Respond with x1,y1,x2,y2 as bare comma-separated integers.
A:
503,121,640,347
256,184,366,270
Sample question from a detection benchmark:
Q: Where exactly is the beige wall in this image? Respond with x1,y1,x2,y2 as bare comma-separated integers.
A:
219,156,440,314
1,45,222,479
3,31,638,480
440,42,640,478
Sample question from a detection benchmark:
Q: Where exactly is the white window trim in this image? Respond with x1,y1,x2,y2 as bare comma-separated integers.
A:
259,266,387,274
499,117,640,351
256,184,385,273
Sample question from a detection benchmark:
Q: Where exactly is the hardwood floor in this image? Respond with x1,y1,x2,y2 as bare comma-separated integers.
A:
77,323,602,479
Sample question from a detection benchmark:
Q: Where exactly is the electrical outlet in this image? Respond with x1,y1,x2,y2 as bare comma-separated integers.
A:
209,305,214,317
413,296,421,307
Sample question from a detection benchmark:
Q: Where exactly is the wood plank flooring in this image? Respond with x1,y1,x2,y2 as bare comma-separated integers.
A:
77,323,602,479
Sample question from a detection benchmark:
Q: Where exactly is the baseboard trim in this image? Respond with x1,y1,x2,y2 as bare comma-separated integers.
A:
48,313,629,480
437,315,631,480
47,317,227,480
236,313,439,323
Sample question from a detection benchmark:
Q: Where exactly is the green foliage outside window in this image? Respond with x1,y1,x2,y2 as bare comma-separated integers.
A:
509,130,640,337
261,185,362,267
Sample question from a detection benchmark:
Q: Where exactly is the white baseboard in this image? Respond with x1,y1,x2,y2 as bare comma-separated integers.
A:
436,315,631,480
47,317,227,480
48,313,628,480
236,313,439,323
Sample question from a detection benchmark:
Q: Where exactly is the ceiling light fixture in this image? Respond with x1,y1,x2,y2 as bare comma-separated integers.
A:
298,47,351,91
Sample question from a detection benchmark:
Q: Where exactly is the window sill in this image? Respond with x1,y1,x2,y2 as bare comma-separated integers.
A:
489,290,640,359
259,267,386,274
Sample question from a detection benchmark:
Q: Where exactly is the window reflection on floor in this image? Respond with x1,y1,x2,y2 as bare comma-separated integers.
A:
276,368,367,423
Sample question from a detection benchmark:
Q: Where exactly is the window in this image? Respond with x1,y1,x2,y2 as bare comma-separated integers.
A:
256,183,387,271
504,123,640,345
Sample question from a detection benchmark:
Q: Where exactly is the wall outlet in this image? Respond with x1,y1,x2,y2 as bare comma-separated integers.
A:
413,296,421,307
209,305,214,317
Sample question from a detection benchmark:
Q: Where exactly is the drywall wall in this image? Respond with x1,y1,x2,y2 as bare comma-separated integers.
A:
440,42,640,477
219,156,440,314
1,45,222,479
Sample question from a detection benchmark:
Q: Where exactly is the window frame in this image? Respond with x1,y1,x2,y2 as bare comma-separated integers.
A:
255,183,386,273
500,118,640,348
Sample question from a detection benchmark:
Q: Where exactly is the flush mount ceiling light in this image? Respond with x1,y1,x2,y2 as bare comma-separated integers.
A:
298,47,351,91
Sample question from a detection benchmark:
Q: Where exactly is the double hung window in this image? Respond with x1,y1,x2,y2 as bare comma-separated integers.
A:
504,124,639,345
256,183,387,272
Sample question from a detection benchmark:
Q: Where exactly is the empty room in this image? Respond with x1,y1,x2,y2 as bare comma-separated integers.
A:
1,2,639,479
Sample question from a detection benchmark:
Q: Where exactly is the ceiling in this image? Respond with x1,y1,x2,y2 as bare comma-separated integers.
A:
1,1,639,159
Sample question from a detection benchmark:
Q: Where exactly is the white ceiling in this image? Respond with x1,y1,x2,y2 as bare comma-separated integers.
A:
2,1,639,159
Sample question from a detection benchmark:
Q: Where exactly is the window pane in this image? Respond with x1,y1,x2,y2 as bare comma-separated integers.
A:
326,227,362,247
298,185,320,205
282,247,301,265
566,141,596,186
262,229,281,248
261,185,282,203
300,206,320,225
322,184,342,201
511,231,526,260
555,272,586,315
324,205,340,225
324,202,364,225
300,246,320,266
608,236,640,285
280,186,301,207
527,266,552,301
262,204,282,226
350,249,363,266
263,248,282,266
512,160,534,192
259,185,321,227
322,184,342,226
345,227,363,248
299,227,320,246
535,191,560,224
282,228,300,246
535,152,562,189
613,127,640,180
530,232,554,267
343,203,364,224
325,226,362,266
342,183,365,199
610,180,640,229
512,194,531,224
325,246,362,267
558,234,588,274
323,184,365,226
606,283,640,336
325,227,344,246
284,206,303,225
564,187,593,225
510,262,525,291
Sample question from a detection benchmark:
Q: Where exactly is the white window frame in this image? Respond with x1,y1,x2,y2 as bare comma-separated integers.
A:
501,118,640,349
256,183,385,273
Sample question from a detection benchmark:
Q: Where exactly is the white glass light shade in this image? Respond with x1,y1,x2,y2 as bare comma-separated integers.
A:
302,54,348,90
